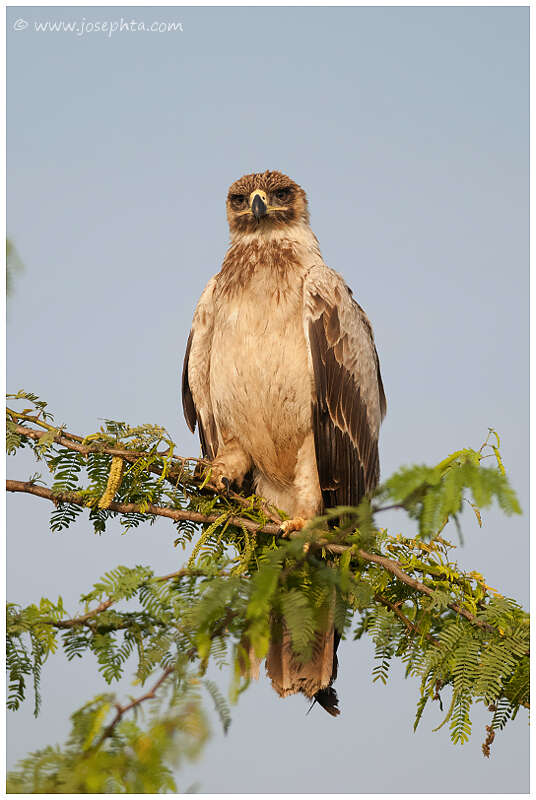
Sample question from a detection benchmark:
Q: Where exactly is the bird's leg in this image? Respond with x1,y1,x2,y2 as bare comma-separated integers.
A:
279,434,322,537
209,439,251,495
281,433,322,538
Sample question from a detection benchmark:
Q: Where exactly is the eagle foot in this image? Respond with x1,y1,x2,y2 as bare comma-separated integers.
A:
280,517,307,538
212,475,231,496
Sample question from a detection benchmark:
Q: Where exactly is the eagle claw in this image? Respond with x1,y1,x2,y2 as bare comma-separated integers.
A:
217,476,231,496
280,517,307,538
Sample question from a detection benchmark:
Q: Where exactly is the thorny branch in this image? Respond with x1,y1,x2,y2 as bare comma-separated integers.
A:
6,479,282,536
87,606,238,753
356,546,494,631
89,665,175,753
8,419,202,483
46,568,231,630
6,410,529,768
8,418,280,522
374,593,438,645
7,415,507,634
7,477,493,633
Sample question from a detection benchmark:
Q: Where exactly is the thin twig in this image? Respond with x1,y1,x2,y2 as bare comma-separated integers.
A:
374,593,438,645
50,569,231,629
53,599,115,629
83,610,239,754
11,422,201,469
6,409,68,435
89,608,238,751
90,664,175,752
357,547,492,631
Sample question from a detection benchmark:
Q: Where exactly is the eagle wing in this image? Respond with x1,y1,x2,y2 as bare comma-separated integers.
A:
303,266,386,509
181,276,219,460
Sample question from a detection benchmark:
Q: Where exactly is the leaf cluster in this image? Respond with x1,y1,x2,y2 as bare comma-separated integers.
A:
6,677,209,793
6,395,529,790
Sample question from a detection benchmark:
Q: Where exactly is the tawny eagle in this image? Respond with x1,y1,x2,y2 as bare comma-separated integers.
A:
182,170,386,715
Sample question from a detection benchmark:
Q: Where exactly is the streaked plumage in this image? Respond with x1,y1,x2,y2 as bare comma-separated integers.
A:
182,170,386,715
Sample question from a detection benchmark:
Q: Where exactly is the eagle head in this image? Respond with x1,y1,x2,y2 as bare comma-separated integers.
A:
226,170,309,235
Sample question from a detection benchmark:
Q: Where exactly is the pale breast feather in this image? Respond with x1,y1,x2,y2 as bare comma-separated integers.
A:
303,265,386,510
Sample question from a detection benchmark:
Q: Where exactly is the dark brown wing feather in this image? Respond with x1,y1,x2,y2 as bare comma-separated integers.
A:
181,329,218,461
306,278,385,511
181,331,197,432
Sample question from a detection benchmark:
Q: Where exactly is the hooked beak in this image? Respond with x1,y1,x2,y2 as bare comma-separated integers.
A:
250,189,268,220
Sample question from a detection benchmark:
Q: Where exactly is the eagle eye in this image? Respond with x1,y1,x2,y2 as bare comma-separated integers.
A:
229,194,246,210
274,187,291,203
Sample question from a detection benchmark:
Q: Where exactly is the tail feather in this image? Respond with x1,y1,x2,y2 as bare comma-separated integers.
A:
312,630,340,716
312,686,340,717
266,621,341,715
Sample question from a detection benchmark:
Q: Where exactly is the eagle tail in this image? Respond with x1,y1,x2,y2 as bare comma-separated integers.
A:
266,621,340,715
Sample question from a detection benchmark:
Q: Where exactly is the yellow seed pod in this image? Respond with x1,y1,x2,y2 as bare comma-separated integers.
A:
98,456,124,509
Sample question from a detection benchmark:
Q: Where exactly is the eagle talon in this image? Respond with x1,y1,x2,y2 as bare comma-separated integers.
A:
280,517,307,538
220,476,231,496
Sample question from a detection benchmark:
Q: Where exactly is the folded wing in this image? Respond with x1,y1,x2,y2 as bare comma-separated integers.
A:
303,266,386,510
181,277,219,460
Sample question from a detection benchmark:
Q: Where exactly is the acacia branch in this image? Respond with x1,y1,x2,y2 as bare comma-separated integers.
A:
6,479,282,536
358,546,491,630
374,593,438,645
89,608,237,752
51,568,230,629
7,478,493,632
10,421,200,474
53,599,115,629
90,664,175,752
6,409,72,435
10,420,282,522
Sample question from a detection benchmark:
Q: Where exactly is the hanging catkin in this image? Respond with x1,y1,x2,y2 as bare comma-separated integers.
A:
98,457,124,509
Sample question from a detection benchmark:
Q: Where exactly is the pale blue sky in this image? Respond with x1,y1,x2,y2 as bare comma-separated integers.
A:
7,6,529,792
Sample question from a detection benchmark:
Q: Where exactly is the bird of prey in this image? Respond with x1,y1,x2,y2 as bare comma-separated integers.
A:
182,170,386,715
